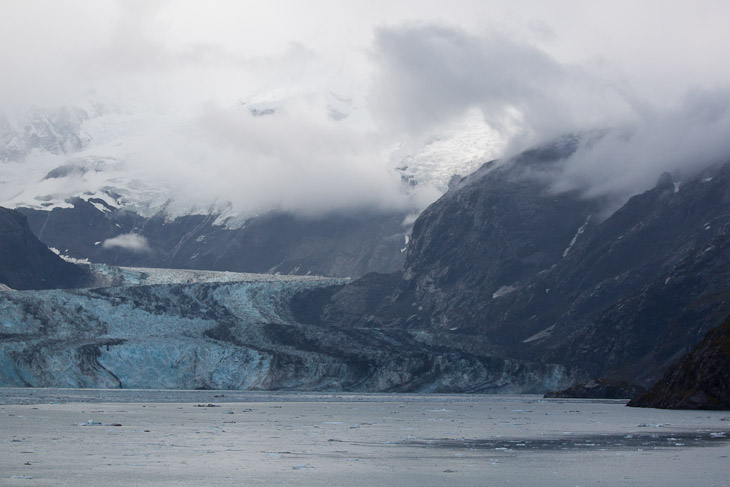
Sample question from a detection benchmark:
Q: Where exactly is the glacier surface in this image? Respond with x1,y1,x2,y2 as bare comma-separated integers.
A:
0,267,571,392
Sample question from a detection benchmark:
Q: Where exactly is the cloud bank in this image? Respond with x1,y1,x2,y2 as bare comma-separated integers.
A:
368,24,633,150
2,1,730,217
555,87,730,203
367,23,730,206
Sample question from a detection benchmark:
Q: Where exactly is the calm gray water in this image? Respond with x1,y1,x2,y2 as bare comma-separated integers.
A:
2,388,729,486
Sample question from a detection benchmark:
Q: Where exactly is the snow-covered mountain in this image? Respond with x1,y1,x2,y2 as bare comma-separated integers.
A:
0,102,192,217
0,94,500,214
0,105,93,162
0,96,502,277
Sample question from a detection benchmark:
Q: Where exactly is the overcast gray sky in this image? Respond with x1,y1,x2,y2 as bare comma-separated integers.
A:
2,0,730,214
3,0,728,105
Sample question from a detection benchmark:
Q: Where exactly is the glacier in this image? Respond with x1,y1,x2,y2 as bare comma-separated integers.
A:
0,267,572,392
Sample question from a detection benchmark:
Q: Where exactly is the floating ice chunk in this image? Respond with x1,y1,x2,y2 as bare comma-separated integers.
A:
79,420,122,427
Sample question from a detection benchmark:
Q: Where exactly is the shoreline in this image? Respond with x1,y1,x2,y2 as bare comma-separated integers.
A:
0,387,630,406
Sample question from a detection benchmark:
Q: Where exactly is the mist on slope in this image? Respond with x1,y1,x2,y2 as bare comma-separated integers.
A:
369,23,730,208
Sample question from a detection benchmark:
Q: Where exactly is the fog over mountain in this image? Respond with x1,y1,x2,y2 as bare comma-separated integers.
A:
2,1,730,217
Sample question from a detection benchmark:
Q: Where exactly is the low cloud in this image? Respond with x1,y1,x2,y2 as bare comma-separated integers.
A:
126,100,429,218
552,87,730,204
102,233,151,253
369,24,730,207
369,24,633,151
3,3,730,218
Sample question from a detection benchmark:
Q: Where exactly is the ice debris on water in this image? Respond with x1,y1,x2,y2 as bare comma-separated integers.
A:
79,420,122,427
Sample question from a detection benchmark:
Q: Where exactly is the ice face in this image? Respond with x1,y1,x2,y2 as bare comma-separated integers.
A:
0,273,345,389
0,267,571,392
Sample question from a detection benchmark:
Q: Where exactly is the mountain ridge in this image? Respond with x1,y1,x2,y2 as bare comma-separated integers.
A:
301,141,730,388
0,207,89,290
628,315,730,409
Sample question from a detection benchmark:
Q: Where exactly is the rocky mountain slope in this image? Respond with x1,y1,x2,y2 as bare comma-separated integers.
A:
0,207,89,290
628,316,730,409
303,141,730,388
18,203,410,278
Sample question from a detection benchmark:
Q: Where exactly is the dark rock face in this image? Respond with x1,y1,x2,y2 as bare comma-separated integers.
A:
19,204,409,278
322,137,599,335
391,137,600,338
538,165,730,382
307,137,730,389
628,317,730,409
544,378,646,400
0,207,89,290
